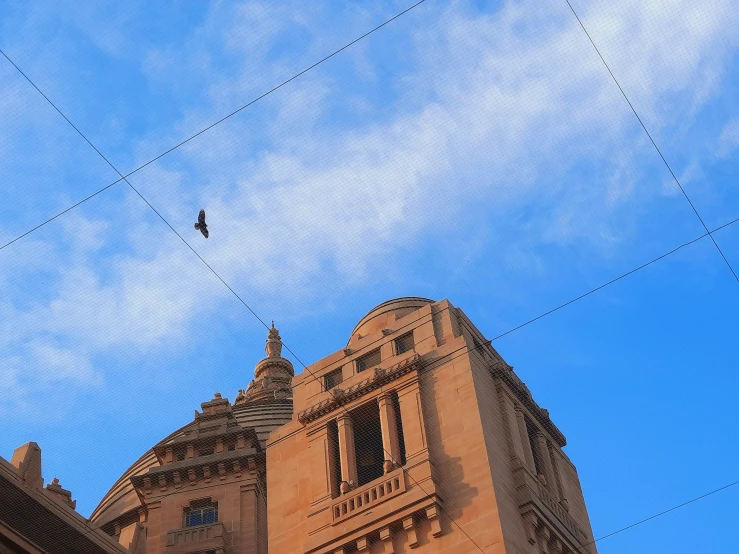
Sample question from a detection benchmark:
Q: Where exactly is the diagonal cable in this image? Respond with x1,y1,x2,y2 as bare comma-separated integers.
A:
564,0,739,283
2,44,485,554
4,8,738,550
0,0,427,252
252,208,739,454
573,479,739,551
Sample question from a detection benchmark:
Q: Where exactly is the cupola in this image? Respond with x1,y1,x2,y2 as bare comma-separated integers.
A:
235,324,294,404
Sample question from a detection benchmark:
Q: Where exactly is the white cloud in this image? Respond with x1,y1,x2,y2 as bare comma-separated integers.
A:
1,0,738,415
718,117,739,158
0,342,101,418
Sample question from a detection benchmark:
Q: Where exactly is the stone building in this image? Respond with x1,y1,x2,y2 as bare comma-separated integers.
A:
0,442,131,554
3,297,598,554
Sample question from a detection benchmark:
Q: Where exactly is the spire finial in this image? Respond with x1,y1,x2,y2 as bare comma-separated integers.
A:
266,324,282,358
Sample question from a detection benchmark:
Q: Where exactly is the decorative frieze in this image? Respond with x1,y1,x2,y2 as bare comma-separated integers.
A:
298,354,422,424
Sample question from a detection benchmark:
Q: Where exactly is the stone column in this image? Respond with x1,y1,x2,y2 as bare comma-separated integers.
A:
308,425,338,503
534,432,557,496
337,414,358,494
396,380,427,462
499,392,527,465
515,407,536,474
240,485,258,554
378,392,401,472
551,449,570,511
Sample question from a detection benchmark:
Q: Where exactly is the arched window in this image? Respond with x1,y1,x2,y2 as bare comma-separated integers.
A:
183,498,218,527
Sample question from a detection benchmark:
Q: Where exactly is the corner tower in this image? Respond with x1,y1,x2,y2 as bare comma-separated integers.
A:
265,297,598,554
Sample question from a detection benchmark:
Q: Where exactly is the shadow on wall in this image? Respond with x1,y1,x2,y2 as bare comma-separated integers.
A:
421,369,479,522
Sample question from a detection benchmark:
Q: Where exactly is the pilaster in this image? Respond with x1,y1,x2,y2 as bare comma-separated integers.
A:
377,392,401,472
337,414,358,493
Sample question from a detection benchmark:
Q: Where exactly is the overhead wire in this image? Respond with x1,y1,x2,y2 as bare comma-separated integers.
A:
0,42,488,554
63,210,739,550
573,479,739,551
564,0,739,284
0,0,427,252
3,3,737,551
76,313,739,549
489,215,739,342
246,201,738,456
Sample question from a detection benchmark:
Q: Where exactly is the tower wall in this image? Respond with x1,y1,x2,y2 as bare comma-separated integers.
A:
265,299,598,554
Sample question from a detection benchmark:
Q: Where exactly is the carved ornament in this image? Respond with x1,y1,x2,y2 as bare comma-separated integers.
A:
297,354,422,424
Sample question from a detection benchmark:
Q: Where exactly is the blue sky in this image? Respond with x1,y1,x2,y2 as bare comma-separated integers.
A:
1,1,738,551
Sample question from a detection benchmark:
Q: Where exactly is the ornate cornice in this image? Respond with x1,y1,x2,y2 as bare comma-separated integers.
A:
491,364,567,447
298,354,422,424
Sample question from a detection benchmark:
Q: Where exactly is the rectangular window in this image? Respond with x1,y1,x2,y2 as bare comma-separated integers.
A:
184,500,218,527
356,348,381,373
394,332,415,355
324,368,344,391
392,392,407,467
198,448,214,457
351,402,385,487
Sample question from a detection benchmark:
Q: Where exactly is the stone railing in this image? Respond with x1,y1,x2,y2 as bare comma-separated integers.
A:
515,464,588,549
536,483,587,542
331,468,406,523
165,521,225,553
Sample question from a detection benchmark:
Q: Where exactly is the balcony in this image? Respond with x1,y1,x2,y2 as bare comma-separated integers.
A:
515,466,589,550
165,522,225,554
331,467,406,523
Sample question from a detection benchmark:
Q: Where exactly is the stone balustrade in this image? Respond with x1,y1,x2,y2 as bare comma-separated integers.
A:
331,468,406,523
165,521,225,554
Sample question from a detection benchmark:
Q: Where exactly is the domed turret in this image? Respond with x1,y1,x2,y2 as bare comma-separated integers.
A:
235,324,294,404
347,297,434,347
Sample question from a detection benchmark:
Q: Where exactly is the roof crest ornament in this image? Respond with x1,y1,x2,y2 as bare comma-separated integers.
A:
266,323,282,358
236,324,293,404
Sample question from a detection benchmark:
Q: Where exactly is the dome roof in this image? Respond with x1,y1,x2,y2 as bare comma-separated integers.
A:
90,399,292,529
348,297,435,347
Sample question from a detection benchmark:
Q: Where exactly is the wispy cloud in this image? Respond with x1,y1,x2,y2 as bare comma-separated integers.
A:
718,117,739,158
1,0,737,416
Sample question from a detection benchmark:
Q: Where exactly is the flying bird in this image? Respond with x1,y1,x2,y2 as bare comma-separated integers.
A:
194,209,209,238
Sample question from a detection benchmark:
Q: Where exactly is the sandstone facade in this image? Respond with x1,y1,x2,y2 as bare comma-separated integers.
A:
2,298,598,554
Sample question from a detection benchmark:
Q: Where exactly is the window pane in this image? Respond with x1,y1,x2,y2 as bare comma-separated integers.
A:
324,368,343,390
395,332,414,355
356,349,381,372
203,508,216,524
184,502,218,527
351,402,385,486
186,511,203,526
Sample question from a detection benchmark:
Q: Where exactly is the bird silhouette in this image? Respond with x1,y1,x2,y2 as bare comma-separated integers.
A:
194,209,209,238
